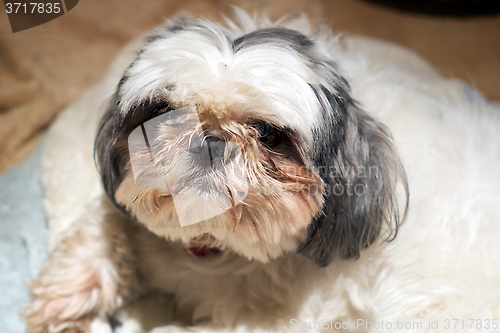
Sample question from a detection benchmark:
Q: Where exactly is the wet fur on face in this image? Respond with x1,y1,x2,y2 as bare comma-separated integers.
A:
95,12,408,266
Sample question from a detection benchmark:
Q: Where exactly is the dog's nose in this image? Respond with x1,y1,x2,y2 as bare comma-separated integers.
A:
189,136,226,168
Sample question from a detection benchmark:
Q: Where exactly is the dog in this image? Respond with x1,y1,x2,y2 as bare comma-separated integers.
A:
24,9,500,333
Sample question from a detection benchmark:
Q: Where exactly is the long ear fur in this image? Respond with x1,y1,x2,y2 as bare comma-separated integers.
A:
94,18,202,215
298,77,409,267
94,93,171,216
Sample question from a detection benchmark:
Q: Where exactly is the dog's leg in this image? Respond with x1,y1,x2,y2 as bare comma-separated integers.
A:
23,197,139,333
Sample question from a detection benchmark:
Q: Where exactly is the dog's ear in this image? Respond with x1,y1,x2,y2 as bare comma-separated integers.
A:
94,91,171,216
94,19,203,214
95,93,125,202
298,83,408,267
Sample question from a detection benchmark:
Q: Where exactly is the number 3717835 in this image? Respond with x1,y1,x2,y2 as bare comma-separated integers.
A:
5,3,61,14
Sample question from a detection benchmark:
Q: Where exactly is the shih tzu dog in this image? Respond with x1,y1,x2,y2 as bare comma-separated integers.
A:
24,9,500,333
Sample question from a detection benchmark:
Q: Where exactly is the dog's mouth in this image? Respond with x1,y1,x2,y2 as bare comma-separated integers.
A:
185,245,221,257
185,233,222,257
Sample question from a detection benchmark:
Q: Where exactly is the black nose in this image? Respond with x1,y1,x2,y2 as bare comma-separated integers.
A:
189,136,226,168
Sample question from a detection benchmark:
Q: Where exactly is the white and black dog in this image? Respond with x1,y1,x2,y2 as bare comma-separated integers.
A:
24,10,500,333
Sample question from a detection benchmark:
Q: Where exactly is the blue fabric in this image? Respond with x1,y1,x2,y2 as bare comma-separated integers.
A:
0,143,48,333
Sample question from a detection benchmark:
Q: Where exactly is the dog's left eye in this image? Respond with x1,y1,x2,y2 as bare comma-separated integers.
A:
253,121,283,148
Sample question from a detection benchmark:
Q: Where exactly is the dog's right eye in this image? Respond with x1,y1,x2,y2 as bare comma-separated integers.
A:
253,121,283,148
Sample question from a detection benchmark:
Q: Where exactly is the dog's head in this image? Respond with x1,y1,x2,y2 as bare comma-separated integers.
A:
95,13,408,266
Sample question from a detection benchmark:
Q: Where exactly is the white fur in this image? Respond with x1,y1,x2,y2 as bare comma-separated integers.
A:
37,11,500,333
119,16,325,148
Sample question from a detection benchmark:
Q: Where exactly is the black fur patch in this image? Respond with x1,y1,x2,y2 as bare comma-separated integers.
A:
233,27,314,54
298,79,408,266
233,26,408,266
146,18,199,43
94,93,171,216
228,28,412,266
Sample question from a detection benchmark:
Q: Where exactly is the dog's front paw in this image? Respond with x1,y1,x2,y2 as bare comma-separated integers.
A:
23,274,108,333
24,292,92,333
23,257,121,333
22,211,133,333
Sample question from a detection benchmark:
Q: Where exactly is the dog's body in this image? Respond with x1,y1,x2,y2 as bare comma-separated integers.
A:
25,11,500,333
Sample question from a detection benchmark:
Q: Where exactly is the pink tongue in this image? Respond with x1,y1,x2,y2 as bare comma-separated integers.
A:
186,245,220,257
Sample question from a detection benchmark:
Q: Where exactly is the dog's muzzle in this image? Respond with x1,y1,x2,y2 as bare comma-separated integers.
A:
127,106,248,226
189,135,228,169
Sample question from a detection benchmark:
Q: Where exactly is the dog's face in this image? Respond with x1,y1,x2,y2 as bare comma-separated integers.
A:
95,15,408,266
